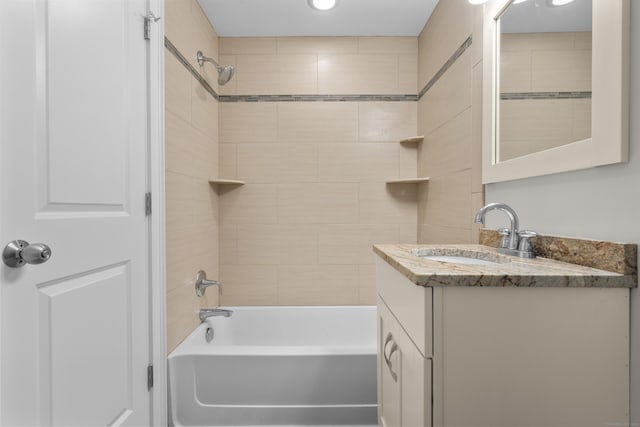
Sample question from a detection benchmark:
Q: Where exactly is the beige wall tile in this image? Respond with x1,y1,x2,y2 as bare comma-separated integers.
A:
220,265,278,306
219,225,237,266
219,184,277,225
418,51,472,136
166,283,199,352
358,264,377,305
236,54,318,95
318,54,399,94
419,107,472,178
234,224,318,265
572,98,592,141
399,54,418,94
237,143,317,183
165,0,220,353
165,52,192,122
471,191,485,243
277,37,358,54
276,265,359,305
318,224,399,265
278,102,358,142
418,0,474,89
358,37,418,54
220,37,277,55
358,102,417,142
359,183,417,224
399,143,418,179
422,170,472,230
418,224,472,244
399,223,418,244
318,143,398,182
277,183,359,224
471,62,483,193
219,102,278,143
219,144,237,179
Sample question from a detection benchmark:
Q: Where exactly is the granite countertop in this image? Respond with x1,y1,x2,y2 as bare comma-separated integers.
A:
373,244,637,288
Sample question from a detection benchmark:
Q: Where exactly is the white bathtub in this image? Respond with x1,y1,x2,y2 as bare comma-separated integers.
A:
168,306,377,427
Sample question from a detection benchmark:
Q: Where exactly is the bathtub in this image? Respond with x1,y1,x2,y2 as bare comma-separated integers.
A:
168,306,377,427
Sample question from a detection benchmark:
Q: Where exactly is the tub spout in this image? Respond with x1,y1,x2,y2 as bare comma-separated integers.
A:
199,308,233,322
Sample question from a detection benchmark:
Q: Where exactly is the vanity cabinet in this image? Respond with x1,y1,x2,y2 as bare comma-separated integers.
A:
376,257,630,427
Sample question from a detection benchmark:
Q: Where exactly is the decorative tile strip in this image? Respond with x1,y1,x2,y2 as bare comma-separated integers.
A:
218,94,418,102
165,34,472,104
418,36,473,100
479,228,637,280
501,91,592,100
164,37,219,101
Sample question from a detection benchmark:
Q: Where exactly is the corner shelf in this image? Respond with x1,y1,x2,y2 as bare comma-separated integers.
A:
208,179,245,186
385,177,430,184
400,136,424,144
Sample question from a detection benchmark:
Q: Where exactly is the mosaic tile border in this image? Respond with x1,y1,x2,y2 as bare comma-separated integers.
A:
418,36,473,100
165,34,472,103
218,94,418,102
165,37,219,101
501,91,592,100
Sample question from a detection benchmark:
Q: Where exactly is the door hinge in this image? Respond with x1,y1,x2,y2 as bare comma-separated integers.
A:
145,192,152,216
147,364,154,390
144,12,161,40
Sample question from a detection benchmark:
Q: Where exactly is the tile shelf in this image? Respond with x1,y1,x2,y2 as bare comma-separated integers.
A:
208,179,245,185
400,136,424,144
385,177,430,184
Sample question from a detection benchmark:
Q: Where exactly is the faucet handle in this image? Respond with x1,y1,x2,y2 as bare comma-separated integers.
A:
195,270,222,297
517,230,538,255
497,228,511,249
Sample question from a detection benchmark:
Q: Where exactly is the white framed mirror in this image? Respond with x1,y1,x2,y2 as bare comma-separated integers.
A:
482,0,630,184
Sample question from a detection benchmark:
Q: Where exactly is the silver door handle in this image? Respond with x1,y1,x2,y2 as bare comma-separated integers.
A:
3,240,52,268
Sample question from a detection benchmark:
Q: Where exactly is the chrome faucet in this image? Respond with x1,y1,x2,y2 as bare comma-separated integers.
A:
474,202,537,258
195,270,222,297
199,308,233,322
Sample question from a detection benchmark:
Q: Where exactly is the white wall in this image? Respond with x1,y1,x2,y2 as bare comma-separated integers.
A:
485,2,640,420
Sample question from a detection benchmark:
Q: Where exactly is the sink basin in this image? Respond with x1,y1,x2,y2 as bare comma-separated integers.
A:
411,247,508,266
420,255,499,266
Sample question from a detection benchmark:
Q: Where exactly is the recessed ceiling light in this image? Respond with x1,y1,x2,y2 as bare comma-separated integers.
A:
467,0,488,4
551,0,576,5
512,0,527,4
308,0,337,11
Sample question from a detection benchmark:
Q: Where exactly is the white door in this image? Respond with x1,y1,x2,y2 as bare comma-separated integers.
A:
0,0,152,425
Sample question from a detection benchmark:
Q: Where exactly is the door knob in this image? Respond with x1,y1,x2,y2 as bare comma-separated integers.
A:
3,240,52,268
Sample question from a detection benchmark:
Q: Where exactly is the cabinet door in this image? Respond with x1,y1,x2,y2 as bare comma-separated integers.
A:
378,298,433,427
379,299,402,427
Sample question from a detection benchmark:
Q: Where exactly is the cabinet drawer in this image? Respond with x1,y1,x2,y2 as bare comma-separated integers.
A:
376,258,433,357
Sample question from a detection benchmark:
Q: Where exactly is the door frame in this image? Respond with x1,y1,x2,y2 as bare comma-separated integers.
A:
148,0,167,424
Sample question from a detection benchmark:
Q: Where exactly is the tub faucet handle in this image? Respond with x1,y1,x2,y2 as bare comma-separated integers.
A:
195,270,222,297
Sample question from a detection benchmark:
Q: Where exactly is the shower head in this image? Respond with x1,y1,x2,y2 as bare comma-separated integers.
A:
196,50,235,85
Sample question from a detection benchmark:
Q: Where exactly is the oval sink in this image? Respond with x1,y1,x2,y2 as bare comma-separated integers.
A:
420,255,499,266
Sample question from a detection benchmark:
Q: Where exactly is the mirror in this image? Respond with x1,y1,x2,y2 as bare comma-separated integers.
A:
482,0,629,183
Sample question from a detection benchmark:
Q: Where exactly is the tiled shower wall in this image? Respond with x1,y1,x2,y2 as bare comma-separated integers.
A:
165,0,220,352
217,37,419,306
417,0,484,244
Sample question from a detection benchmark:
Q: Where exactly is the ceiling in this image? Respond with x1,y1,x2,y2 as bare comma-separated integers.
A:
197,0,440,37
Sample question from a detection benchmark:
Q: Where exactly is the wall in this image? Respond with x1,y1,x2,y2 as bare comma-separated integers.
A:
500,32,592,161
416,0,484,244
165,0,220,352
217,37,418,306
485,3,640,420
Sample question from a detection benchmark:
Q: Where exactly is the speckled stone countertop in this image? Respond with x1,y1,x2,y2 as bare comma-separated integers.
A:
373,244,637,288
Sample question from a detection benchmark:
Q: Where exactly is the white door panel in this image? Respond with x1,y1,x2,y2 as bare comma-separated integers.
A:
1,0,152,425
